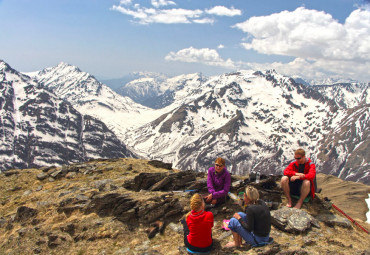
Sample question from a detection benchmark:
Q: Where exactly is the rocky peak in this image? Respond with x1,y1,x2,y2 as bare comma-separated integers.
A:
0,61,135,171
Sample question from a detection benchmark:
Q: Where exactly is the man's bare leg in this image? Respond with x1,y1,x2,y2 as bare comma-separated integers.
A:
281,176,292,207
294,180,310,209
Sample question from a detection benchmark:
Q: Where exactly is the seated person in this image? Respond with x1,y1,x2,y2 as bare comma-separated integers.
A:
182,193,214,253
204,157,231,206
281,148,317,209
225,186,271,247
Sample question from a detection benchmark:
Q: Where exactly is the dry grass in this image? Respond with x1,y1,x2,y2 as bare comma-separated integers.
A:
0,158,369,255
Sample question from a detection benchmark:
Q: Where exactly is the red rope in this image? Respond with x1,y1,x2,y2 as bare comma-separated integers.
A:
332,204,369,234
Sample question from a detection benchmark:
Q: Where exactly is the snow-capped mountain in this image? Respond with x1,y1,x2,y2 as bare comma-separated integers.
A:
316,103,369,184
116,72,209,109
310,83,369,109
0,60,135,171
103,72,168,91
7,61,369,184
295,77,360,86
124,70,369,183
30,63,163,139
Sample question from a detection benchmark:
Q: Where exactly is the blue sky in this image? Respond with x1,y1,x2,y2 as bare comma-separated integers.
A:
1,0,370,81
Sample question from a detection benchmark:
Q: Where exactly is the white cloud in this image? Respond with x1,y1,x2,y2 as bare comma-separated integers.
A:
218,44,225,49
233,7,370,81
206,6,242,16
111,2,240,25
111,5,148,20
165,47,235,68
120,0,133,5
151,0,176,8
193,18,215,24
111,5,203,24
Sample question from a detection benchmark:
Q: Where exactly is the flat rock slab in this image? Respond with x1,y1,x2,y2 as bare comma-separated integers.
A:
271,207,320,233
315,213,352,228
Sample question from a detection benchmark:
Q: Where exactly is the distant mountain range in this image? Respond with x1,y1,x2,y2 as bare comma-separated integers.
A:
1,60,368,184
0,60,135,170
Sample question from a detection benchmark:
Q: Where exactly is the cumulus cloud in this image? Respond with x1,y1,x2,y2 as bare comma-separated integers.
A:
233,7,370,81
151,0,176,8
111,2,240,24
165,47,235,68
218,44,225,49
111,5,202,24
206,6,242,16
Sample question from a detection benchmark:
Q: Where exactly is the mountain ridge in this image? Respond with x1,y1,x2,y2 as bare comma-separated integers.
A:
2,60,369,185
0,60,135,171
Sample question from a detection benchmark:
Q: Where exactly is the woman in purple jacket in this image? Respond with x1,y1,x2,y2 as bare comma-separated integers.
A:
204,157,231,206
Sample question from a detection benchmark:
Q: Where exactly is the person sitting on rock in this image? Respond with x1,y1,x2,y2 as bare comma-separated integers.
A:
281,148,317,209
181,193,214,253
204,157,231,206
225,186,271,248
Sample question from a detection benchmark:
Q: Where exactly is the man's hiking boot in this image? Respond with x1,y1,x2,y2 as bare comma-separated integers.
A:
155,220,165,233
146,221,164,238
146,225,159,239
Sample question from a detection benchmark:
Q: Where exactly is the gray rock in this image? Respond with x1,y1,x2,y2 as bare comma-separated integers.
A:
23,190,32,196
148,160,172,170
168,222,183,233
59,191,73,197
83,170,92,175
0,217,7,228
50,169,64,179
9,186,21,191
14,206,38,222
316,213,352,228
150,176,173,191
65,172,77,179
135,240,151,251
84,193,137,221
93,179,114,191
36,173,49,181
37,201,51,208
271,207,318,233
17,227,29,237
217,230,232,240
76,194,89,202
114,248,131,254
40,166,55,173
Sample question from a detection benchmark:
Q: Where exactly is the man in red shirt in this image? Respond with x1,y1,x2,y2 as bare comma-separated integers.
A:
281,148,316,209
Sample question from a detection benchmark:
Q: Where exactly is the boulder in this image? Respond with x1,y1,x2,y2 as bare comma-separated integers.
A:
14,206,38,222
36,173,49,181
271,207,320,233
316,213,352,228
148,160,172,170
84,193,137,221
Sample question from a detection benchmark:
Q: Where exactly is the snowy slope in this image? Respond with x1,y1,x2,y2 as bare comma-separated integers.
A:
31,63,163,139
116,72,209,109
0,60,135,171
316,103,369,183
124,71,337,173
122,70,368,183
17,62,369,184
311,83,369,109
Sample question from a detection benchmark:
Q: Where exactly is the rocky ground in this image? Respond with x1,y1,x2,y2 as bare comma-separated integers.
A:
0,158,369,255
